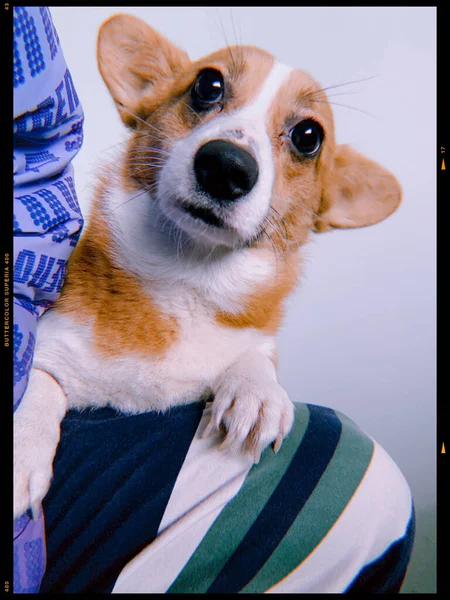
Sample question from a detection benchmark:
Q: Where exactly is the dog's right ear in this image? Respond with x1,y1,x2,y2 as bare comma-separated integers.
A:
97,14,190,126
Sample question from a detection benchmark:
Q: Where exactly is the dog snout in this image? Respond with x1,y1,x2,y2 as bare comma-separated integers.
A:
194,140,259,203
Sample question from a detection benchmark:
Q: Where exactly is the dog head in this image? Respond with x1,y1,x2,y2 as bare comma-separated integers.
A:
97,13,401,253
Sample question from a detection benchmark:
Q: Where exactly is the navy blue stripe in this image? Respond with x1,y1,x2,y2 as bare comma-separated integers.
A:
207,404,342,594
345,506,416,594
40,402,205,593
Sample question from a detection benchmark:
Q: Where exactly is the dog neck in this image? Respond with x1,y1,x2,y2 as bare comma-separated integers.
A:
74,161,296,319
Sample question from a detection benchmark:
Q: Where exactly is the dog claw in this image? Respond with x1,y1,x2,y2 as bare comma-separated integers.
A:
273,435,283,454
202,419,216,440
31,500,41,522
253,446,262,464
219,431,239,453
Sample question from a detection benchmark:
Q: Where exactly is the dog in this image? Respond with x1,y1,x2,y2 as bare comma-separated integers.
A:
14,13,401,520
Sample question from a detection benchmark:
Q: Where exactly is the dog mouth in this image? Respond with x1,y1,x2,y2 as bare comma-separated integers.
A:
180,202,224,228
157,187,262,249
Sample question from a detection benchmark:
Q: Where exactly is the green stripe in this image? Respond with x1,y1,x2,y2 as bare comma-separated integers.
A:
240,410,374,593
167,402,310,594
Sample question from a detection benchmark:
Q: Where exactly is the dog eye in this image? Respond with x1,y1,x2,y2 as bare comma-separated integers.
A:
192,69,224,108
290,119,324,156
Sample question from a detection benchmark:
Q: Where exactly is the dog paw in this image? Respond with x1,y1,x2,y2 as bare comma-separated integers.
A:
14,410,60,520
204,372,294,463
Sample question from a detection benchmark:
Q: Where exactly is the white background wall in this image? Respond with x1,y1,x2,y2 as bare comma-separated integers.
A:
50,6,436,592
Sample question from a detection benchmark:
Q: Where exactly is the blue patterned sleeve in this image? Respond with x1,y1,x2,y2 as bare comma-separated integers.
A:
13,7,85,594
13,6,84,412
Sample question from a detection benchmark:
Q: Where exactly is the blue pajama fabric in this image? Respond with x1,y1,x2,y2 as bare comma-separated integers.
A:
13,6,84,592
40,403,206,593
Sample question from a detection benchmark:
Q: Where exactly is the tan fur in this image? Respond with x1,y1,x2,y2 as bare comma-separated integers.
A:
216,253,300,333
214,72,332,330
97,13,191,127
318,144,402,230
56,177,178,358
218,65,401,328
13,16,405,520
67,13,401,352
123,46,274,189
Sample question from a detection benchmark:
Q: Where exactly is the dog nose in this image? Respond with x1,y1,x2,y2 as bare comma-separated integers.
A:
194,140,259,202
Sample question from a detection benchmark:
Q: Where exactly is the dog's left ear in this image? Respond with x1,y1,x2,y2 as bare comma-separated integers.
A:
97,13,190,126
315,144,402,232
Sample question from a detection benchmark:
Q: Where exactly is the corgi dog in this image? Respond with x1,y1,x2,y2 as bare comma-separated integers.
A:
14,13,401,520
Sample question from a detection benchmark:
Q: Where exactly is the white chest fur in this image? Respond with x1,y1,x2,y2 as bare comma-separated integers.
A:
106,176,278,313
32,178,282,413
33,297,275,413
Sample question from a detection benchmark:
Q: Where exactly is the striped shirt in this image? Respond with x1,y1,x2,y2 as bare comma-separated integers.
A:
40,401,415,593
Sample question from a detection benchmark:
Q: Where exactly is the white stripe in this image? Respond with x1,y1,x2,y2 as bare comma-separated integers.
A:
242,60,294,118
111,417,412,593
266,441,413,593
111,405,253,593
